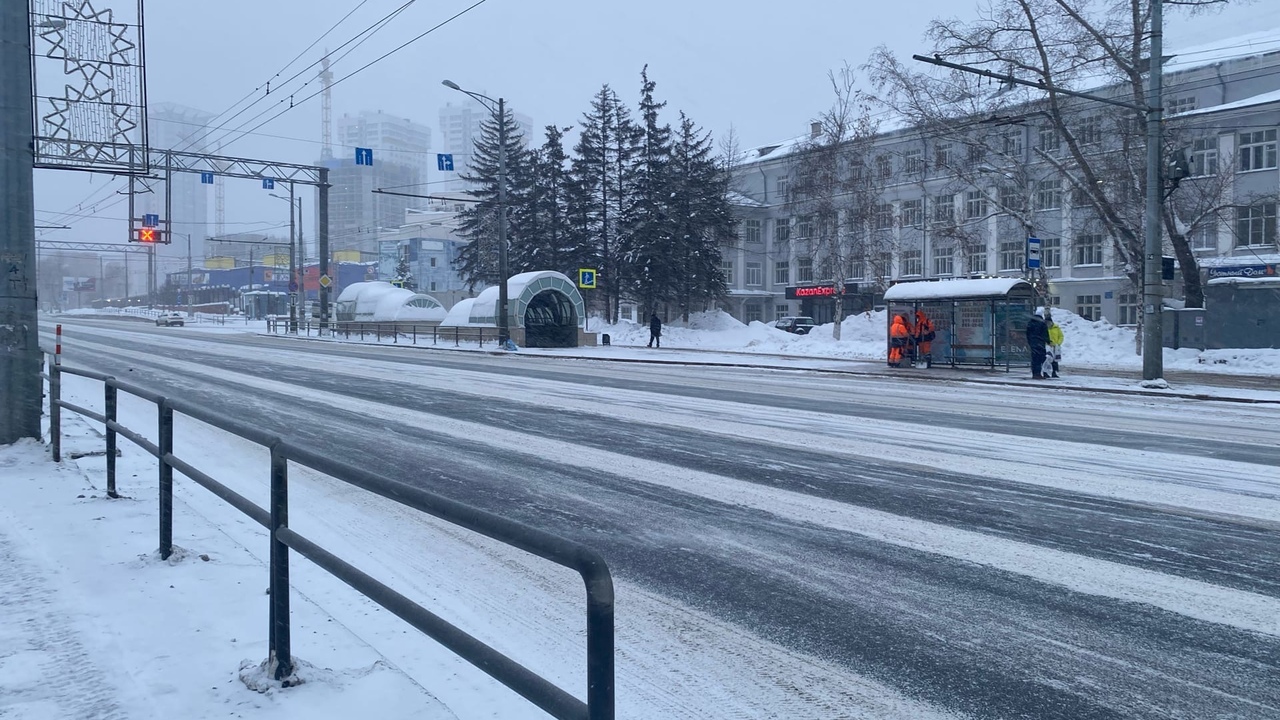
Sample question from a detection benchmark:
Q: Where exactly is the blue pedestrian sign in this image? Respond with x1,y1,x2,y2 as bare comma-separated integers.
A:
577,268,597,289
262,178,275,190
437,153,454,172
1026,237,1042,269
200,172,214,184
143,213,159,228
356,147,374,166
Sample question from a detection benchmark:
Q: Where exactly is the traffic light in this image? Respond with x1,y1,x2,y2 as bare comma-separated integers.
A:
137,227,157,243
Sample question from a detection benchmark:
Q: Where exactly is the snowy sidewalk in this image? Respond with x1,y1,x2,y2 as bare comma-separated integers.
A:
0,423,458,720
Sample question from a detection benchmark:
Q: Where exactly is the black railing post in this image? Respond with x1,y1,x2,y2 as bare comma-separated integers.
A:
412,325,417,345
586,571,615,720
105,380,118,498
49,362,61,462
455,327,459,347
268,442,293,680
158,399,174,560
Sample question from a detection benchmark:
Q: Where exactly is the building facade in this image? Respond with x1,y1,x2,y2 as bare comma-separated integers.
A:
724,37,1280,327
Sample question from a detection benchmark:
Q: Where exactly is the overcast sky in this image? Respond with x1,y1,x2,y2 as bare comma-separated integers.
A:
34,0,1280,252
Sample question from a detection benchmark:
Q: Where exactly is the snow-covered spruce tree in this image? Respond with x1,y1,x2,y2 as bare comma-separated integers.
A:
392,251,416,291
628,66,678,317
455,104,531,291
571,85,641,322
668,111,733,321
511,125,588,280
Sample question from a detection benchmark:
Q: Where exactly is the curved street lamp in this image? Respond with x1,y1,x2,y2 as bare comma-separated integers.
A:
442,79,510,345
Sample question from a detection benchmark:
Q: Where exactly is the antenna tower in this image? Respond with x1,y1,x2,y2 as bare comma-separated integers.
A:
320,53,334,159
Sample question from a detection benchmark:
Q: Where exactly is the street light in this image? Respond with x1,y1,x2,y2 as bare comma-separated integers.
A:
442,79,510,346
269,189,301,333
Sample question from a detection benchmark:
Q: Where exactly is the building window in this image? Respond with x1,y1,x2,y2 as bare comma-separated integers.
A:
968,249,988,275
878,252,894,277
901,199,924,227
796,215,814,239
745,261,763,286
967,142,986,166
904,148,925,174
874,203,895,230
1166,96,1197,115
1074,233,1104,266
1076,294,1101,321
876,155,892,179
1041,236,1062,268
934,142,954,169
1077,115,1103,146
999,241,1024,271
797,257,813,283
774,217,791,243
776,176,790,200
932,194,954,224
774,260,790,285
742,219,762,244
1239,130,1278,172
775,304,790,321
1117,293,1140,325
933,246,954,276
1190,137,1218,177
721,260,735,286
1235,202,1277,247
1191,224,1217,252
429,256,437,267
965,190,987,220
998,184,1022,212
1003,130,1024,158
745,301,763,323
901,249,923,277
1037,126,1060,153
1036,179,1062,211
429,281,438,291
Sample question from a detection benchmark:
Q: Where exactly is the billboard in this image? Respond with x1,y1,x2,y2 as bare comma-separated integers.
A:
62,277,96,292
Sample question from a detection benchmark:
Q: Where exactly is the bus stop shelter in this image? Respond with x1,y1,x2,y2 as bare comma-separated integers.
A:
883,278,1036,370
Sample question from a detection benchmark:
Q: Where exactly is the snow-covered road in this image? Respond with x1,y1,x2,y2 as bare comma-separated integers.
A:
40,318,1280,719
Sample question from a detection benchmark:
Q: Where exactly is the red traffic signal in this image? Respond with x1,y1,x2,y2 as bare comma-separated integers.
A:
137,227,157,243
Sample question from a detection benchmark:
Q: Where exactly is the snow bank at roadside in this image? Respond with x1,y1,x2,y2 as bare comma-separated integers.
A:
593,309,1280,376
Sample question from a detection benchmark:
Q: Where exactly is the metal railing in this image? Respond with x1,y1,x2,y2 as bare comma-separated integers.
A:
266,318,500,347
44,357,614,720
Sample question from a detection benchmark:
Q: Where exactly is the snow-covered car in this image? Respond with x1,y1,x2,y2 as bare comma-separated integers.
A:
775,316,817,335
155,312,185,327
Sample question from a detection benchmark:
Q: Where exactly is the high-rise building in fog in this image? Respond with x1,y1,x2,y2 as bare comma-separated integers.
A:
438,99,533,188
325,111,433,256
138,103,214,261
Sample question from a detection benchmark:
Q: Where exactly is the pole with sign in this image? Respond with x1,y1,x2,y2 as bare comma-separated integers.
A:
578,268,597,331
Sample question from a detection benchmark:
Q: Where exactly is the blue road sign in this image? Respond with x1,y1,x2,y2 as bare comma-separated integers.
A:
288,280,299,292
578,268,597,289
437,153,454,171
262,178,275,190
356,147,374,166
200,172,214,184
143,213,159,228
1026,237,1042,269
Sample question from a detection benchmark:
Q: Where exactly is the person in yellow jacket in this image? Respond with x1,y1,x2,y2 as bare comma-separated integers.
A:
1045,311,1064,378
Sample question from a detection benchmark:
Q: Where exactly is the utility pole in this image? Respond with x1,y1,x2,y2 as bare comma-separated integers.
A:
296,196,304,331
1142,0,1165,382
289,183,297,333
185,233,193,317
319,167,330,334
497,96,509,346
0,0,41,443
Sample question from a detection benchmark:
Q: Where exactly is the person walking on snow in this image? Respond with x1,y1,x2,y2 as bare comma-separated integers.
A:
1026,309,1050,380
1045,312,1064,378
913,309,936,368
648,312,662,348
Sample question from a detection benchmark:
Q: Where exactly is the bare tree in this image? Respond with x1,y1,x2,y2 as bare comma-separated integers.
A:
786,64,884,339
867,0,1237,311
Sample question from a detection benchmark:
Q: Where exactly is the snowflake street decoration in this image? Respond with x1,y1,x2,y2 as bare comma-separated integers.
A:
31,0,147,171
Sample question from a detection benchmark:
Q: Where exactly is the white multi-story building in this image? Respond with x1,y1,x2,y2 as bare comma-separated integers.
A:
438,99,533,189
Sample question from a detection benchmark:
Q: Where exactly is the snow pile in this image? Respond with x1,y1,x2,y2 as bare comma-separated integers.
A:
592,308,1280,376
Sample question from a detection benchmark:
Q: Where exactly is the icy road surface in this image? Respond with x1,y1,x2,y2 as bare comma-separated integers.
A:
43,318,1280,719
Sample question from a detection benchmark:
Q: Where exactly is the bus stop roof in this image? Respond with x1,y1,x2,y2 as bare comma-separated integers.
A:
883,278,1033,302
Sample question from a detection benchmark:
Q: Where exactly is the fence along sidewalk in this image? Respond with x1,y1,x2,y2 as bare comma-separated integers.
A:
43,356,615,720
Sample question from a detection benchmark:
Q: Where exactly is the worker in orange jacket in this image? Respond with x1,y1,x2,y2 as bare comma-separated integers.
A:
914,309,936,368
888,315,910,367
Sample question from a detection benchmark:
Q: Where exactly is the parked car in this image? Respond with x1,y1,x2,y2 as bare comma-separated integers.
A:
155,312,185,327
774,316,817,335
